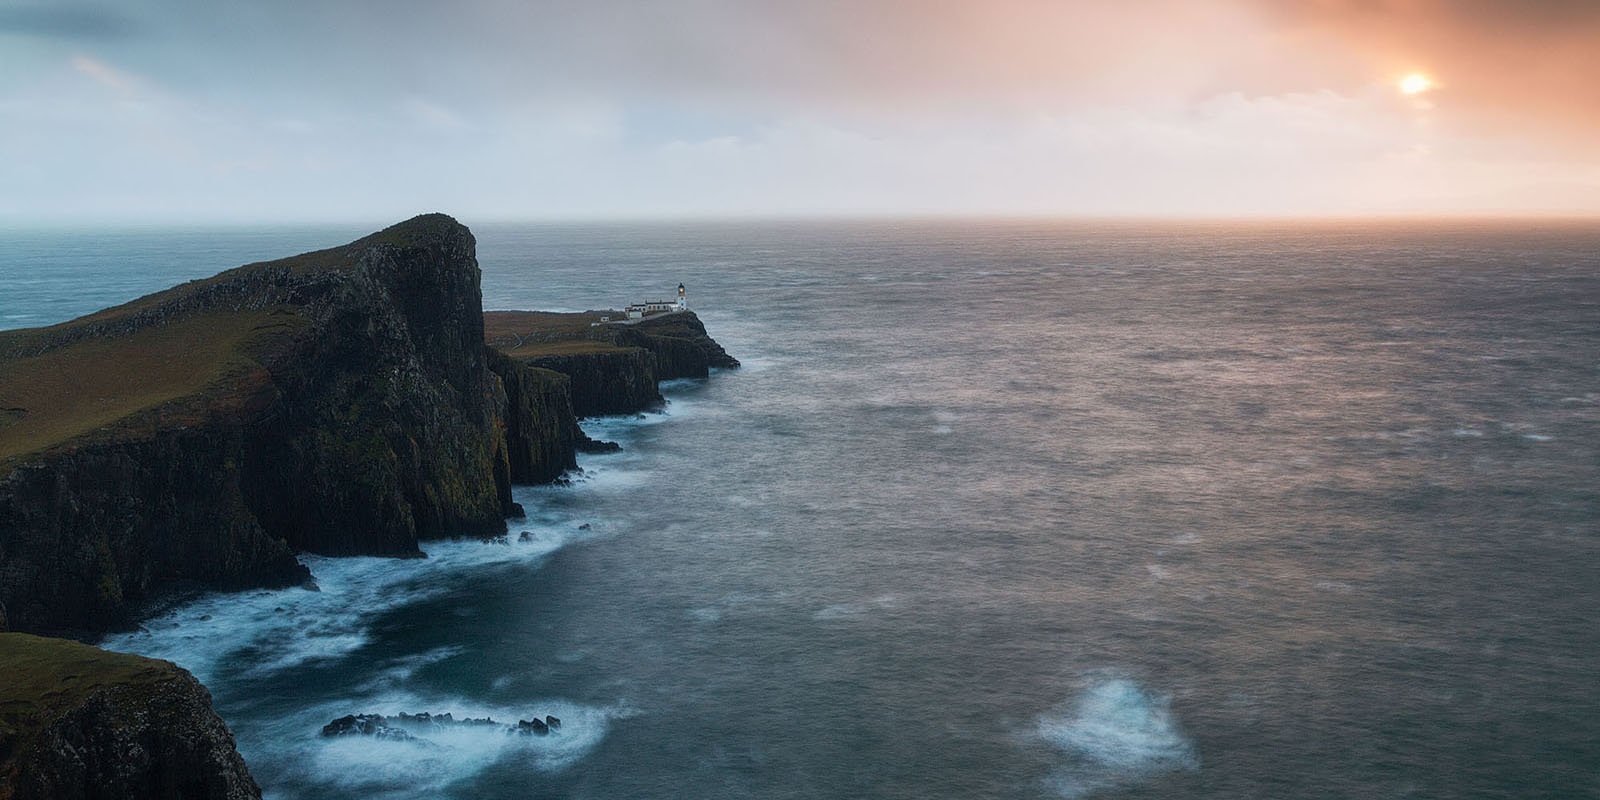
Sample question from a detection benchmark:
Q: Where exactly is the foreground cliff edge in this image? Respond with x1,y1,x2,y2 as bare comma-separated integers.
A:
0,213,739,635
0,633,259,800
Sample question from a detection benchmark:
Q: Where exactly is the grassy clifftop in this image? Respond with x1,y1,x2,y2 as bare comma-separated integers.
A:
483,310,634,357
0,633,175,743
0,213,472,478
0,633,260,799
0,310,305,476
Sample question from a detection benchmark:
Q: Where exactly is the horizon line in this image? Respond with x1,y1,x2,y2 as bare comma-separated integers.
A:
6,209,1600,232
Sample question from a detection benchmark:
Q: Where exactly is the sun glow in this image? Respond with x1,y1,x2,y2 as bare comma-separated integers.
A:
1399,73,1434,95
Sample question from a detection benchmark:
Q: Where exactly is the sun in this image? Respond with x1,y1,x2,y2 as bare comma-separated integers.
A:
1399,73,1434,95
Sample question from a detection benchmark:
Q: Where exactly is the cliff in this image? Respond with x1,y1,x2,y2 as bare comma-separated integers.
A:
484,348,580,484
615,310,741,380
0,214,542,634
0,633,259,800
484,309,739,417
521,347,661,418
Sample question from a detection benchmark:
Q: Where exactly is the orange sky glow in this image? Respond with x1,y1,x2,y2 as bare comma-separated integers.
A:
0,0,1597,221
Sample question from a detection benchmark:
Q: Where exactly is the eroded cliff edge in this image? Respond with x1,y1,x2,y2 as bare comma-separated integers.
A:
0,633,259,800
485,309,740,418
0,215,538,634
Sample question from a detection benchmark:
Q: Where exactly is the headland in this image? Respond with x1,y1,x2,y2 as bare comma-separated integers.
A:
0,215,737,797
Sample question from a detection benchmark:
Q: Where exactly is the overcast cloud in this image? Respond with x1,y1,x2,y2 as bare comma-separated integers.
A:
2,0,1597,223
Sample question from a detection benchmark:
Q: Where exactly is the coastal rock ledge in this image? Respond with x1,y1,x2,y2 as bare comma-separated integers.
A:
0,633,259,800
0,214,584,635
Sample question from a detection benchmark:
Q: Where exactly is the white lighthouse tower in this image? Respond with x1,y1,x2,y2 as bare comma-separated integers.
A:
676,283,687,310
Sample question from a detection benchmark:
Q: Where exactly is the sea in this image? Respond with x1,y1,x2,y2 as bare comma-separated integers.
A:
2,219,1598,799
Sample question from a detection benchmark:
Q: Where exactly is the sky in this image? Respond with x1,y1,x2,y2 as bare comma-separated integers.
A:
2,0,1599,223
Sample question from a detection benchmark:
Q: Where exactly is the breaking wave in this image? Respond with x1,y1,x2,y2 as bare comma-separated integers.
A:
1037,677,1198,797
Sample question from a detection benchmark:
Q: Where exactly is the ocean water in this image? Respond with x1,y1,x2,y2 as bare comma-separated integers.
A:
4,219,1599,798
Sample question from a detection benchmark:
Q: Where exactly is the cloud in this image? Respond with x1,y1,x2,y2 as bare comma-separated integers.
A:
71,54,138,92
2,0,1597,221
1246,0,1600,141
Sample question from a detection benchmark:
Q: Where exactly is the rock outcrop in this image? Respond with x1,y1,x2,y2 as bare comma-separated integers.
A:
614,310,741,380
0,633,260,800
319,710,562,743
484,309,740,418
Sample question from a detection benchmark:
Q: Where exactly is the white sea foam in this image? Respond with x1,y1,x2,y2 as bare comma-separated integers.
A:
267,694,630,799
101,516,612,799
1037,677,1197,798
578,404,680,445
102,526,589,686
812,594,901,621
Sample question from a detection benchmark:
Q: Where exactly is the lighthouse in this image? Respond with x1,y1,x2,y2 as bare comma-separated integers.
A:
677,283,687,310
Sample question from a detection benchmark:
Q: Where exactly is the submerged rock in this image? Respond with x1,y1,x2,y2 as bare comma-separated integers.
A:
576,437,622,454
320,714,424,743
319,710,561,744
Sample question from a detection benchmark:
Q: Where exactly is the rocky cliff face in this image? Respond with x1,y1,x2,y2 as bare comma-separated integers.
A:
489,309,740,418
0,215,543,634
0,633,259,800
229,215,510,556
615,311,741,380
519,347,662,418
485,348,580,484
0,429,308,634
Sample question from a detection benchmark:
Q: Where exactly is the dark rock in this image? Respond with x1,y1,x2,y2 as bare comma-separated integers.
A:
576,437,622,454
321,714,375,736
577,523,591,531
320,714,426,744
519,347,662,418
485,349,582,484
516,718,549,735
621,310,741,378
320,710,514,746
506,501,526,519
544,715,561,730
1,633,261,799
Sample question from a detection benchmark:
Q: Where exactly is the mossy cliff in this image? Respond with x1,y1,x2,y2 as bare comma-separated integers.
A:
0,633,259,800
485,309,740,418
484,348,580,484
0,214,568,634
523,347,661,418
